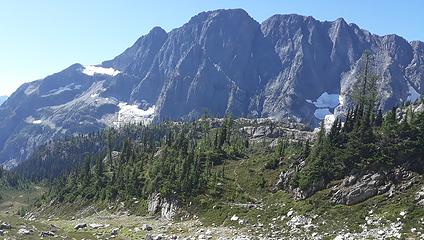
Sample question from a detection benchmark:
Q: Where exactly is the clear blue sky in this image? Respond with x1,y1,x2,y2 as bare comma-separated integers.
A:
1,0,423,96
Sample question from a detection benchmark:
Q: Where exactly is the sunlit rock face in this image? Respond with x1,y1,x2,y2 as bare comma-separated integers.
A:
0,9,423,165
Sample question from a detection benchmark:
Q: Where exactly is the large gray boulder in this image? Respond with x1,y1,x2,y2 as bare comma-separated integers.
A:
148,193,179,220
331,173,391,205
331,168,417,205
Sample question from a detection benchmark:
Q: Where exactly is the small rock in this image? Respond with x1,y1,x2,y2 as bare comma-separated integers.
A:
111,228,119,235
142,224,153,231
238,219,246,225
40,231,55,237
74,223,87,230
287,210,294,217
89,223,105,229
18,228,31,235
0,222,11,230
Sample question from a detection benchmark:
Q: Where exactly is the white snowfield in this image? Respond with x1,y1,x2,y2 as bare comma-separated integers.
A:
307,92,341,122
308,92,340,108
113,103,156,127
314,108,332,120
81,65,120,76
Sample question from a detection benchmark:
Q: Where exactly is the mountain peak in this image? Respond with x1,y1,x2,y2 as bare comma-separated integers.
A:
149,26,167,35
1,9,423,166
188,8,254,25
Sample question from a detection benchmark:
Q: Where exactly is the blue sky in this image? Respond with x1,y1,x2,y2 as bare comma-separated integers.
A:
0,0,423,96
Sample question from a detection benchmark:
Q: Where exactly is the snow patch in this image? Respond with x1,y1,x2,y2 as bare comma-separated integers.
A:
407,82,421,102
338,94,345,106
314,108,332,120
114,103,155,126
25,116,43,125
324,114,336,129
312,92,340,108
81,65,120,76
307,92,343,123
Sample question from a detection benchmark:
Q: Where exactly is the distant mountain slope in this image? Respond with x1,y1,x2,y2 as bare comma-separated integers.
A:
0,96,7,106
0,9,423,166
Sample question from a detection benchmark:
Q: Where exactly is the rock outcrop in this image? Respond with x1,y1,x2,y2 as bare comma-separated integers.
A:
148,193,179,220
331,168,417,205
331,173,391,205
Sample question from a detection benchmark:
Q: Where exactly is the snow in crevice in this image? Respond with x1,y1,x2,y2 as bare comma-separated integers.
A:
81,65,120,76
307,92,341,122
308,92,340,108
113,103,155,127
406,82,421,102
314,108,332,120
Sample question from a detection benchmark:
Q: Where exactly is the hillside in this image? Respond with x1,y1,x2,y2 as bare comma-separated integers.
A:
2,95,421,239
0,9,423,166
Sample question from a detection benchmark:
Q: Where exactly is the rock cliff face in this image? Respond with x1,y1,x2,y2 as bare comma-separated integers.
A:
0,9,423,165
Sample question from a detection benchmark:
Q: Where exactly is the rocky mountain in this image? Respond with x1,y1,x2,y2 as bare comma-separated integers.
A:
0,8,423,166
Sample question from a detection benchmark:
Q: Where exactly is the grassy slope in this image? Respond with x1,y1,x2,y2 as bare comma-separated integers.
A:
190,147,424,239
0,147,423,239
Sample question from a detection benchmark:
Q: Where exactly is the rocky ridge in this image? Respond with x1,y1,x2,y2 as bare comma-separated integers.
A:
0,9,423,166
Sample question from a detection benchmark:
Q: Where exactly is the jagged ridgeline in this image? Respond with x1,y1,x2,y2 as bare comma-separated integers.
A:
1,9,423,167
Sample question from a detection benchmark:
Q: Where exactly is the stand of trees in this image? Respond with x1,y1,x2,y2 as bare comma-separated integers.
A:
39,117,249,204
295,52,424,191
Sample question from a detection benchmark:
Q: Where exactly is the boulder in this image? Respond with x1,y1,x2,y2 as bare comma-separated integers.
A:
148,193,179,220
18,228,31,235
40,231,55,237
0,222,11,230
111,228,119,236
74,223,87,230
331,173,390,205
89,223,105,229
142,224,153,231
